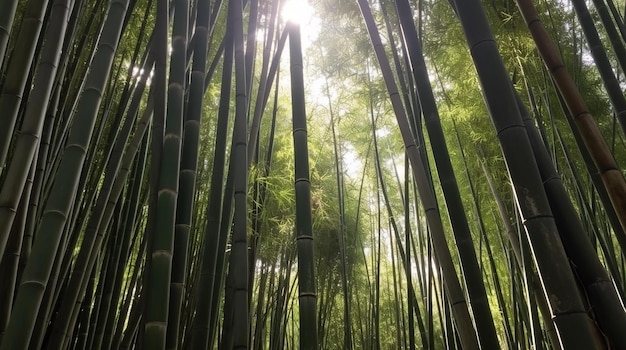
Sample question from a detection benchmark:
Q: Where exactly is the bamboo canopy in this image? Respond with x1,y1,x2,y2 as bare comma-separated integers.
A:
1,0,626,348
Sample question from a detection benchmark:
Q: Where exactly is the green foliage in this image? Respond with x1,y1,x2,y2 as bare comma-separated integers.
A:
3,0,626,348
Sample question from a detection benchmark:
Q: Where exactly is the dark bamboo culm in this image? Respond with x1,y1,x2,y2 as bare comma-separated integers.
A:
393,1,500,347
289,13,319,350
449,0,603,347
516,0,626,252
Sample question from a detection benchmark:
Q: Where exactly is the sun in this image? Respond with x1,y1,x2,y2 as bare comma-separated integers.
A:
280,0,321,49
281,0,314,25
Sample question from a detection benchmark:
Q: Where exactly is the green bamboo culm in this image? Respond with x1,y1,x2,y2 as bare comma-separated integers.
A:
144,0,188,346
166,0,211,345
0,0,50,166
0,0,75,262
189,12,232,349
288,17,318,350
0,0,19,68
140,0,168,343
222,0,249,347
0,0,130,347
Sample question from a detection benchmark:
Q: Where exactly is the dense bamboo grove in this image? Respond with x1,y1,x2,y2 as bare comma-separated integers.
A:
2,0,626,348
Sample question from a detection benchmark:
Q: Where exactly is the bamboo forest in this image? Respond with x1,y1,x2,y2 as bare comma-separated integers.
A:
5,0,626,348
